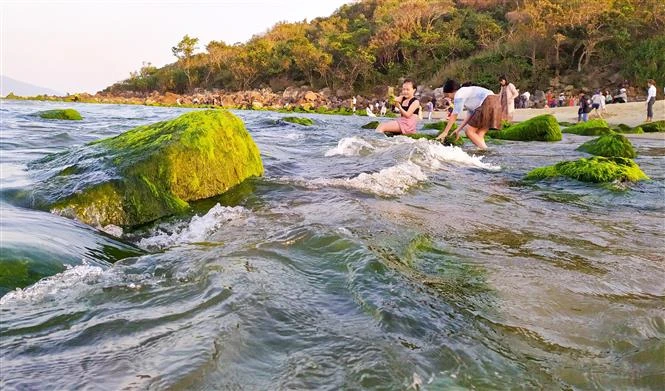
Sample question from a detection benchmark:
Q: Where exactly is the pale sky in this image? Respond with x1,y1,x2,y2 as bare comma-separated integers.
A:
1,0,352,94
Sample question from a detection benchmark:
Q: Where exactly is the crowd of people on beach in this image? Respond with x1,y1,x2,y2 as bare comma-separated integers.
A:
369,76,660,151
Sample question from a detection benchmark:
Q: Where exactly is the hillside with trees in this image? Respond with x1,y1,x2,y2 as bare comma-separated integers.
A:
105,0,664,96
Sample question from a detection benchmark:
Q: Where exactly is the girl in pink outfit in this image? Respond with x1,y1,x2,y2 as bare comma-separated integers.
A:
377,79,421,135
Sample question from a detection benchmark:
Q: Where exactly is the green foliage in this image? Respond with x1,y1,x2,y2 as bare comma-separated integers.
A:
525,156,649,183
576,133,636,158
638,120,665,133
561,119,612,136
612,124,644,134
35,110,263,227
37,109,82,120
361,121,379,129
624,33,665,86
488,114,561,141
282,116,314,126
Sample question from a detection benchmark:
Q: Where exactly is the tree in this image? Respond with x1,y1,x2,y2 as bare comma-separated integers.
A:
172,35,200,90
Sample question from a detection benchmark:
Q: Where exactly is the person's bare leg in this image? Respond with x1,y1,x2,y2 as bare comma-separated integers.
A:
376,121,402,134
465,126,488,150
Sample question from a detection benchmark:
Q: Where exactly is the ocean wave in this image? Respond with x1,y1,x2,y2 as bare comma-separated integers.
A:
408,140,501,171
325,137,376,157
136,204,249,251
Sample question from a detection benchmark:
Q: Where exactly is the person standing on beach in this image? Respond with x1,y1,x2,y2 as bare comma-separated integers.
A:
376,79,421,135
578,93,591,122
499,75,519,122
352,96,357,114
646,79,656,122
436,79,501,150
591,90,604,119
426,99,434,120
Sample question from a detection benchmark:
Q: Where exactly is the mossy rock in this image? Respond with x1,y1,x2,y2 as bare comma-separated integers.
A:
525,156,648,183
612,124,644,134
637,120,665,133
577,133,636,158
282,116,314,126
561,119,612,135
487,114,561,141
31,110,263,228
558,121,575,127
37,109,82,120
361,121,379,129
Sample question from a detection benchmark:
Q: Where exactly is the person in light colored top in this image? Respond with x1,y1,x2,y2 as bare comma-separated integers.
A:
591,90,604,119
499,75,519,122
376,79,421,135
426,100,434,120
646,79,657,122
436,79,501,150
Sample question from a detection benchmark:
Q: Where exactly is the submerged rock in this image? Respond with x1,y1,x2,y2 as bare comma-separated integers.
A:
282,116,314,126
31,110,263,228
361,121,379,129
638,120,665,133
612,123,643,134
488,114,562,141
37,109,82,120
561,119,612,136
576,133,636,158
525,156,648,183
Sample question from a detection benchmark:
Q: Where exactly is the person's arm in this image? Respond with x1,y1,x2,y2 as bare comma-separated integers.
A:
397,99,420,118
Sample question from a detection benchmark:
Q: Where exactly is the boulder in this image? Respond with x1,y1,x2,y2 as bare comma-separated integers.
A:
37,109,82,120
304,91,318,102
525,156,648,183
612,124,643,134
282,116,314,126
638,120,665,133
30,110,263,228
561,119,612,136
361,121,379,129
487,114,562,141
576,133,636,158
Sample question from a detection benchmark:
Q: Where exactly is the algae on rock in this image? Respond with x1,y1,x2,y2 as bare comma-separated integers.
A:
37,109,82,120
576,133,636,158
637,120,665,133
282,116,314,126
487,114,562,141
361,121,379,129
561,119,612,135
32,110,263,228
525,156,648,183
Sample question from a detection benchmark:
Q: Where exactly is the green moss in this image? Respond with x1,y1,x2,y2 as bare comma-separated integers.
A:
558,121,575,127
487,114,562,141
282,116,314,126
525,156,649,183
561,119,612,135
37,109,82,120
637,120,665,133
37,110,263,227
612,123,644,134
576,133,636,158
361,121,379,129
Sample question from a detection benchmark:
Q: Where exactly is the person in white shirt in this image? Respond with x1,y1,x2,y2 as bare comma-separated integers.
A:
436,79,501,150
499,75,519,121
591,90,605,119
646,79,657,122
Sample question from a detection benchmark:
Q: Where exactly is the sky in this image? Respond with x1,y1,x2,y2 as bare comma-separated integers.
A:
1,0,352,94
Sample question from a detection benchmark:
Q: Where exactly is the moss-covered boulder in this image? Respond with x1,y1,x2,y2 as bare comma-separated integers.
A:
612,123,644,134
561,119,612,135
361,121,379,129
576,133,636,158
525,156,648,183
487,114,562,141
638,120,665,133
30,110,263,228
282,116,314,126
37,109,82,120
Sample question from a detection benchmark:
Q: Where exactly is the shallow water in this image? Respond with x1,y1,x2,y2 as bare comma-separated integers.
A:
1,100,664,390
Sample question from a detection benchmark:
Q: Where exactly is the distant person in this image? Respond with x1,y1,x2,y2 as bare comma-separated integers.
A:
352,96,357,113
558,93,565,107
436,79,501,150
499,75,519,121
376,79,421,135
646,79,656,122
380,101,387,116
578,93,592,122
366,104,376,117
604,90,613,104
591,90,604,118
426,99,434,120
521,90,531,108
615,88,627,103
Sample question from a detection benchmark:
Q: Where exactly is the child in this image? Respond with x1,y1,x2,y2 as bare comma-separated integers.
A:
376,79,421,135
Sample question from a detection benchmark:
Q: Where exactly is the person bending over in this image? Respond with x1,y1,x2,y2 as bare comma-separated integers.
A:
436,79,501,150
376,79,421,135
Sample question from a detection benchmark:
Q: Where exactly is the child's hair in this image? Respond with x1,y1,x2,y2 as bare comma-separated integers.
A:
403,79,417,89
443,79,460,93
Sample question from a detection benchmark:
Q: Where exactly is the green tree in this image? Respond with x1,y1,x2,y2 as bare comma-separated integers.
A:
172,35,200,90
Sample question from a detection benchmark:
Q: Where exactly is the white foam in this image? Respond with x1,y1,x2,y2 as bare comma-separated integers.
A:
0,264,104,305
325,137,376,157
409,139,501,171
312,161,428,196
137,204,248,251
